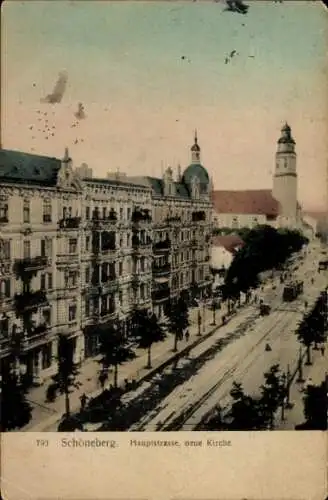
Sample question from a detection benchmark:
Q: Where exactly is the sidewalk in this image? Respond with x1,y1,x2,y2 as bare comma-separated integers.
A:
276,341,327,430
23,303,230,431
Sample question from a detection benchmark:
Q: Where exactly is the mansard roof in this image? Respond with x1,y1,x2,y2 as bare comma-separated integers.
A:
0,148,61,186
129,176,190,199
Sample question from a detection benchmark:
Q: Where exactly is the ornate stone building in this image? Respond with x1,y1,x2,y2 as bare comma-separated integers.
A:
0,134,213,385
130,131,213,318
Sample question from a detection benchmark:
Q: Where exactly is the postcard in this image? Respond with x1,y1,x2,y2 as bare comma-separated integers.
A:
1,1,327,499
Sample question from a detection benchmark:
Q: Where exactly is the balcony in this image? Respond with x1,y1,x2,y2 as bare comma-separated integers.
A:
100,280,119,294
0,216,9,225
21,324,49,350
57,253,79,267
131,210,152,228
152,264,171,276
58,321,79,337
165,216,181,226
14,256,49,276
91,209,118,230
153,238,171,253
0,293,11,314
192,211,206,223
152,287,170,302
59,216,81,230
14,290,48,314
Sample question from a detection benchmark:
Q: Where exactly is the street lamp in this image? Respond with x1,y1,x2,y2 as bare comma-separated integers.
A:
197,309,202,336
296,346,305,383
202,300,206,333
285,364,294,409
280,372,286,421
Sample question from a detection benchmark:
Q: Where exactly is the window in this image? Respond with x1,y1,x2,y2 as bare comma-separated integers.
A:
42,343,52,369
127,233,131,247
41,238,52,258
85,207,90,220
0,200,9,223
232,217,239,229
119,290,123,306
85,267,90,283
120,207,124,220
68,304,77,322
127,207,131,220
48,273,53,289
85,298,90,318
0,317,9,338
66,271,77,288
43,200,52,223
23,199,30,223
69,238,77,254
1,240,10,259
40,274,46,290
42,308,51,325
63,207,67,219
23,240,31,259
120,236,124,247
102,207,106,219
0,279,11,298
119,262,123,276
86,236,90,252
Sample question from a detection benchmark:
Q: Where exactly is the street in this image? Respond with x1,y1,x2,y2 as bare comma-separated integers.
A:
24,241,326,432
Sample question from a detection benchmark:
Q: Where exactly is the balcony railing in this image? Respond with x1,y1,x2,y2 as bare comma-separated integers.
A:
192,211,206,222
152,288,170,302
14,256,49,275
165,216,181,225
0,216,9,224
92,209,118,222
153,239,171,252
131,209,152,223
59,216,81,229
152,264,171,275
57,253,79,265
0,293,11,313
14,290,48,313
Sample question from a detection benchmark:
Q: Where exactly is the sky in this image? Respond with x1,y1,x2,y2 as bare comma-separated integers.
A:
1,0,327,211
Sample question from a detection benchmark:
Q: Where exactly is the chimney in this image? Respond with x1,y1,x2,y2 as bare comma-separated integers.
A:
76,162,92,178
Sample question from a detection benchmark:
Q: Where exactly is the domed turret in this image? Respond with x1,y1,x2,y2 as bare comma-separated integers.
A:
182,130,210,197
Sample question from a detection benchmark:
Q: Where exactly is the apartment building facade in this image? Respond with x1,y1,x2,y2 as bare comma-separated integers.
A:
0,136,212,386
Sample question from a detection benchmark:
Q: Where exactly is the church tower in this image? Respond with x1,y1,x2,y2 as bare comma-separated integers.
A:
272,123,298,223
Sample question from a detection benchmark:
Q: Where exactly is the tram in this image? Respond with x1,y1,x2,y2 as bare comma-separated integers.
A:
282,280,304,302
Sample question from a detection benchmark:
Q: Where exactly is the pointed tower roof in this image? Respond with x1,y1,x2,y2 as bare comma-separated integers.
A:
191,129,200,152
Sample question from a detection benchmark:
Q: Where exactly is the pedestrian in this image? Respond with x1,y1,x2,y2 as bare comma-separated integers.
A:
185,330,190,342
320,345,325,356
80,393,87,411
304,377,313,391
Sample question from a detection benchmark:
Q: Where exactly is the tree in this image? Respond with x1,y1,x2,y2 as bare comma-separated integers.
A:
259,364,285,429
166,295,189,352
224,226,308,299
302,381,327,430
98,323,136,388
130,310,166,369
0,365,32,431
228,382,265,430
51,334,80,417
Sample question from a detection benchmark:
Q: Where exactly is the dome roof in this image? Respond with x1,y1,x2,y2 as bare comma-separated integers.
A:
278,122,295,144
182,163,209,187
